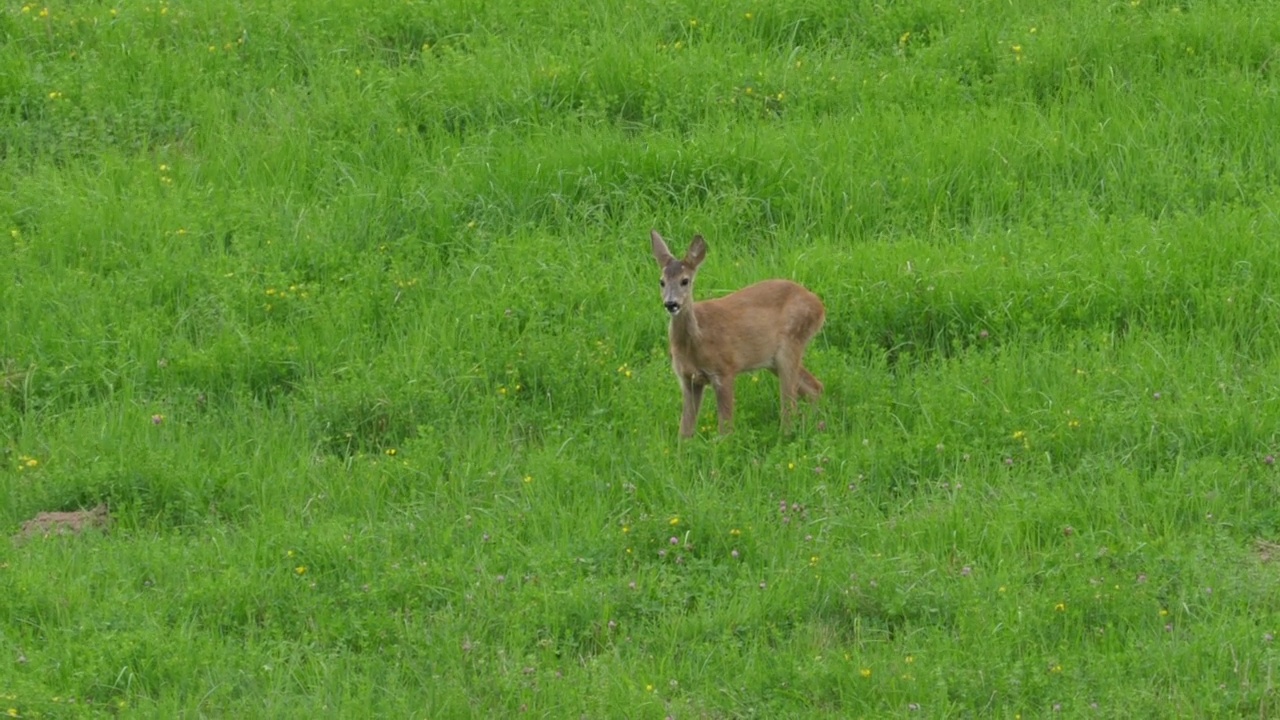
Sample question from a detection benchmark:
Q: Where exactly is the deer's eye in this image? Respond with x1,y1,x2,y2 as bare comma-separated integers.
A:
659,279,666,287
680,278,690,287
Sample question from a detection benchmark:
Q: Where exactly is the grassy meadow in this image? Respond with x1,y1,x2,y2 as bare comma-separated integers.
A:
5,0,1280,716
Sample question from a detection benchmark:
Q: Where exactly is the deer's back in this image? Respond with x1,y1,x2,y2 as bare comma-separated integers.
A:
686,279,825,371
699,279,824,325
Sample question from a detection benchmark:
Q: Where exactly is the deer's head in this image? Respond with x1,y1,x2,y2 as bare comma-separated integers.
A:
650,230,706,316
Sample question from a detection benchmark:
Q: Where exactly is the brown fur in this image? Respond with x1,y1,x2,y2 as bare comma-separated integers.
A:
651,230,826,437
13,504,111,545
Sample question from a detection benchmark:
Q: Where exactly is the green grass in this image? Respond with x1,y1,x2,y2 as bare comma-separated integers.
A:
4,0,1280,716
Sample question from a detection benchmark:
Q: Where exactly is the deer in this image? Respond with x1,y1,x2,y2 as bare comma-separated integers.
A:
649,229,826,438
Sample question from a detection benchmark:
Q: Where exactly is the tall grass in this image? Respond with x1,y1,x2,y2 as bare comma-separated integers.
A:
4,0,1280,716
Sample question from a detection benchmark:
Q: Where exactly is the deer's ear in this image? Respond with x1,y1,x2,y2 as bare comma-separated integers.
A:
651,230,675,267
685,235,707,268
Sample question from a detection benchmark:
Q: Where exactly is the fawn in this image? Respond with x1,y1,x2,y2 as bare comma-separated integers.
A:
650,230,826,437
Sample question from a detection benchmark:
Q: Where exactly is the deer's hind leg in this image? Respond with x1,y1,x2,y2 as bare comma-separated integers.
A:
798,366,823,400
778,344,826,432
774,350,807,432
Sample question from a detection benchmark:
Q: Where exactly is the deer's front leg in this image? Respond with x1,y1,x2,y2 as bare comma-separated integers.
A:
679,376,706,438
711,374,736,435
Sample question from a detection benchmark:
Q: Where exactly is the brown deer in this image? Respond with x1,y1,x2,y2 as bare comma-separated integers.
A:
650,230,826,437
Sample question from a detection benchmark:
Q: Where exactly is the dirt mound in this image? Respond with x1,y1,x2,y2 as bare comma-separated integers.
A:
13,504,111,545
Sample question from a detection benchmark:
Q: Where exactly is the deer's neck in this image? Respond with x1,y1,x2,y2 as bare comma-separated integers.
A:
668,303,701,351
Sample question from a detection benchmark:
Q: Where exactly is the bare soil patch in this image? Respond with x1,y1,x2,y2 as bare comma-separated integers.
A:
13,504,111,545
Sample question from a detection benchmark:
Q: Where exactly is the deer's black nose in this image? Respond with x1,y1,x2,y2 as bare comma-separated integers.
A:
664,301,680,314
